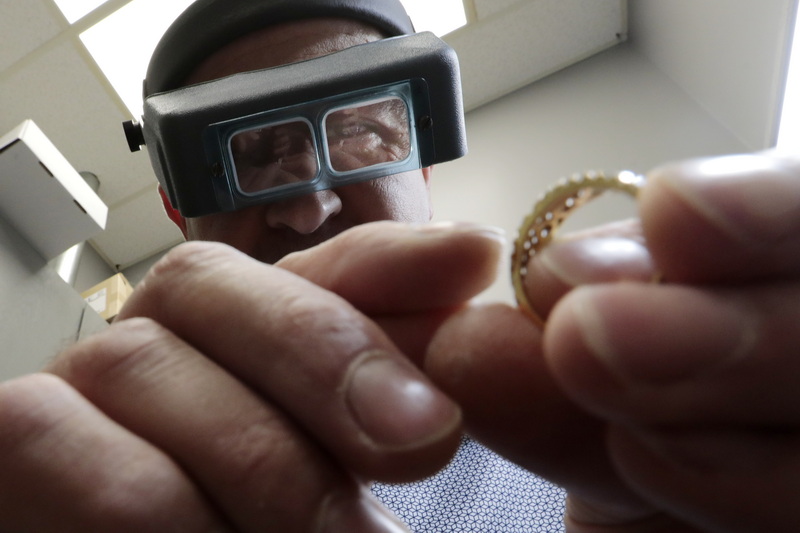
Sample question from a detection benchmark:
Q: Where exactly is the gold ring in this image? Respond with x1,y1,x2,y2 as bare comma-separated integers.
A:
511,170,646,326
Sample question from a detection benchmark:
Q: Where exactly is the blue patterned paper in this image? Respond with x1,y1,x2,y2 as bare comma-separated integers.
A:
372,437,566,532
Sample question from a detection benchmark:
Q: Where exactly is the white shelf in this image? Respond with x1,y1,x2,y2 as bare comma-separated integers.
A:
0,120,108,260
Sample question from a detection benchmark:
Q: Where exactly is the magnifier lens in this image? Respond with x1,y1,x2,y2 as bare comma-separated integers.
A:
324,97,411,172
230,119,318,194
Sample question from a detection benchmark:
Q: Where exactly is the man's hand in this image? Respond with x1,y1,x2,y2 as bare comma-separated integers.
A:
0,221,503,532
425,151,800,532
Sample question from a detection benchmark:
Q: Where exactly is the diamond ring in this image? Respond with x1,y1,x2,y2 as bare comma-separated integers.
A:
511,170,646,326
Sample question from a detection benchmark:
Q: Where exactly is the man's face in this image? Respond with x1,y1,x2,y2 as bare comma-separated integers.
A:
177,18,434,264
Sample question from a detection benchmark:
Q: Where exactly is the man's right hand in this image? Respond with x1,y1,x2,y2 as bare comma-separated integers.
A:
0,221,504,532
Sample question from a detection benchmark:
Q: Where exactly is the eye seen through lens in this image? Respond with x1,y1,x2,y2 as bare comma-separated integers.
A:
230,119,318,194
324,97,411,173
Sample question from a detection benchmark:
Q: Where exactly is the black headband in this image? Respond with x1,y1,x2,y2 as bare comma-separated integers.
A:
144,0,415,97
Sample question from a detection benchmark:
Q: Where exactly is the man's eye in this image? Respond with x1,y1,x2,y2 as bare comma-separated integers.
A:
340,124,365,137
331,119,372,139
231,130,278,167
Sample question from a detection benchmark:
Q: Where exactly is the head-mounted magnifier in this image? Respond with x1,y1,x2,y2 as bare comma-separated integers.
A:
124,30,466,217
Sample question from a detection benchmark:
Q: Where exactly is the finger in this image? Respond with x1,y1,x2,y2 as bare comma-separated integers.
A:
279,221,505,364
277,221,505,314
545,281,800,426
49,318,407,533
562,494,696,533
522,219,655,322
639,152,800,284
424,303,653,516
606,425,800,533
0,373,230,533
371,307,457,366
117,241,461,483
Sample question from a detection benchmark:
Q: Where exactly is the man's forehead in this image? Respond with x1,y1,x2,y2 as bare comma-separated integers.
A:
185,18,385,87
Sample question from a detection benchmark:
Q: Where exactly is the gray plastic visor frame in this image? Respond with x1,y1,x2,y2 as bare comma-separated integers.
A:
134,32,466,217
204,83,419,211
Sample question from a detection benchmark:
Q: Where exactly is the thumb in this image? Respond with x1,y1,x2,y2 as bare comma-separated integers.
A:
640,151,800,284
277,221,506,314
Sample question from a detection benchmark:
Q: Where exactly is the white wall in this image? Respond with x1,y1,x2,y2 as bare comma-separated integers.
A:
430,43,747,304
630,0,797,151
1,218,108,380
75,243,115,293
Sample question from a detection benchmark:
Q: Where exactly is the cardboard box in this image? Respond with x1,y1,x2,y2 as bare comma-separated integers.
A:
81,273,134,322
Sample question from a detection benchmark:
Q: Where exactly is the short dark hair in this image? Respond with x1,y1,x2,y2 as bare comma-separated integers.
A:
144,0,415,97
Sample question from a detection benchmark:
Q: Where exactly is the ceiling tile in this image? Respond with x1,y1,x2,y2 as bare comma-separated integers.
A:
0,39,158,205
472,0,522,20
89,188,184,269
0,0,64,72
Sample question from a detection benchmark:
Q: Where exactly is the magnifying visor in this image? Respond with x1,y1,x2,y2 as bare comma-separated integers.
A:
124,32,467,217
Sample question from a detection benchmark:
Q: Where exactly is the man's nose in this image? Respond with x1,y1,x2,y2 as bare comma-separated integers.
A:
264,189,342,234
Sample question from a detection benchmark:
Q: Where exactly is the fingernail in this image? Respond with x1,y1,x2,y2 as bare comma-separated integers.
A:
317,487,409,533
569,289,620,377
344,351,461,450
570,286,758,383
417,221,506,243
652,154,800,244
536,237,654,287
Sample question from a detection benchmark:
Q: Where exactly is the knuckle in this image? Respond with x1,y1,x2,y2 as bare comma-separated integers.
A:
49,318,177,390
78,454,209,532
277,289,362,341
0,378,214,531
147,240,240,285
119,241,249,321
214,421,304,490
0,373,76,445
208,420,338,528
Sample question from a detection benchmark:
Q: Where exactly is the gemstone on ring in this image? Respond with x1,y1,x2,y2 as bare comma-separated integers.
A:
511,170,646,326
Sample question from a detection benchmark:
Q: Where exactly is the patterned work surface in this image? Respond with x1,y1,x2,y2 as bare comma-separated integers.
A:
372,437,566,532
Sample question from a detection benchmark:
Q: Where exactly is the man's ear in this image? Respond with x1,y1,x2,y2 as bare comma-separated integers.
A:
422,166,433,187
158,185,188,239
422,166,434,219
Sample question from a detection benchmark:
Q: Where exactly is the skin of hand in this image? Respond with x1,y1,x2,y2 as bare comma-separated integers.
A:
0,221,504,533
3,150,796,533
424,151,800,533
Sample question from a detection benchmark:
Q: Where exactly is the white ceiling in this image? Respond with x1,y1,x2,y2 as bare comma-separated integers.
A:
1,0,795,270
